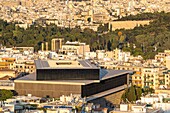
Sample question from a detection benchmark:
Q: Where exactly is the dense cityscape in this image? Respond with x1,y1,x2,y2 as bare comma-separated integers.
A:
0,0,170,113
0,0,169,28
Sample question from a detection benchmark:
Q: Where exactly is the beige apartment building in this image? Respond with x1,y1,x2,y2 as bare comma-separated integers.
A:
155,52,166,62
141,67,169,89
155,50,170,66
132,71,142,87
0,58,16,79
106,64,143,72
120,66,170,89
117,66,170,89
0,58,16,69
0,69,16,79
0,58,35,74
104,63,170,89
13,61,35,74
166,56,170,70
60,41,90,56
14,47,34,53
101,63,143,87
93,14,110,23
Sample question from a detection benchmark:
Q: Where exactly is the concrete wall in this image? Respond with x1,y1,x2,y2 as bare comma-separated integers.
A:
89,90,124,107
109,20,150,31
155,89,170,95
15,82,81,97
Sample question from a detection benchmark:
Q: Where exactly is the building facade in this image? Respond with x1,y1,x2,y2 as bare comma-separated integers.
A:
14,60,131,98
60,41,90,56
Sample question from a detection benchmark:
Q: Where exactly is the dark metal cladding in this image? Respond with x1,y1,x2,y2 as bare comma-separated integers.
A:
36,68,100,80
81,74,127,97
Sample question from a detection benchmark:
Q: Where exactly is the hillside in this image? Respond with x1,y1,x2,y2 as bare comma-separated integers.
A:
0,12,170,59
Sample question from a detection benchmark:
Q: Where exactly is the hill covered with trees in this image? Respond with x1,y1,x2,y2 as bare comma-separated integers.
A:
117,12,164,21
0,12,170,59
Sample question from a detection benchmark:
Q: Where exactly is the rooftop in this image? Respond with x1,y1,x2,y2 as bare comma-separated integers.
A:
15,69,132,84
100,69,133,80
35,59,98,69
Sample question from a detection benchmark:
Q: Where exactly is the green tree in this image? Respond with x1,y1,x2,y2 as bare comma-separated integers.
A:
121,85,143,103
127,85,136,102
97,23,109,33
121,88,129,102
143,88,155,95
0,89,13,101
135,86,142,100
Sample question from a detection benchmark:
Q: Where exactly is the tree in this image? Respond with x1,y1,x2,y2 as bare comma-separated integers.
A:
121,88,128,102
121,85,143,103
135,86,142,100
97,23,109,33
0,89,13,101
143,88,155,95
127,85,136,102
0,12,170,59
117,31,125,49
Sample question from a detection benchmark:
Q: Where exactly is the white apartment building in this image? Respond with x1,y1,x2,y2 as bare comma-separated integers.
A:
85,52,97,59
113,48,130,62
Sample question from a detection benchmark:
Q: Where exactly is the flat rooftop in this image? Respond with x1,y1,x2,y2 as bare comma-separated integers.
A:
35,60,98,69
15,70,133,84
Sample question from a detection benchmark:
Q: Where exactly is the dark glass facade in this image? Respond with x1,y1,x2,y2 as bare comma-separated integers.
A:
37,68,100,80
81,74,127,97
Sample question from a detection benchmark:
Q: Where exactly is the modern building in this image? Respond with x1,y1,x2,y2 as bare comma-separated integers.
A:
51,38,64,52
14,59,132,99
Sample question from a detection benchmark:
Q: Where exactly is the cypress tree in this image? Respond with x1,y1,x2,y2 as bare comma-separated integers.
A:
127,85,136,102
